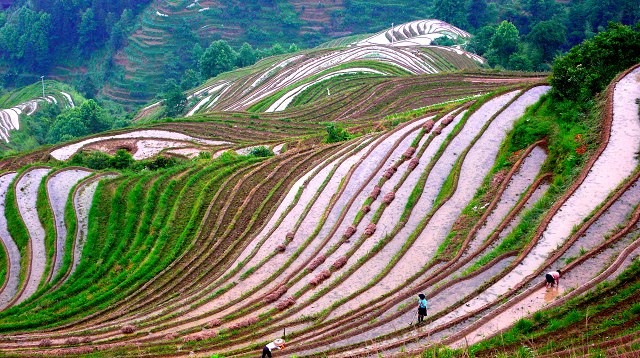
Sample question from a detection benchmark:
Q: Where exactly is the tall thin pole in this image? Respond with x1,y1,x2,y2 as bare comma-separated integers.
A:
40,76,45,98
391,23,394,43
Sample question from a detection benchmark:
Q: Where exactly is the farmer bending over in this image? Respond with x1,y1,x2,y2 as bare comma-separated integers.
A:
417,293,428,324
262,338,285,358
545,269,561,288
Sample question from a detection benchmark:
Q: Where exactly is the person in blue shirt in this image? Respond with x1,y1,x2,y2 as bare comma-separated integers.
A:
417,293,428,324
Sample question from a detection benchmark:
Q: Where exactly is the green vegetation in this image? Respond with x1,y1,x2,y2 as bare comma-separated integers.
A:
551,23,640,104
248,146,274,158
462,259,640,357
0,82,132,157
325,123,352,143
69,150,179,171
467,1,640,71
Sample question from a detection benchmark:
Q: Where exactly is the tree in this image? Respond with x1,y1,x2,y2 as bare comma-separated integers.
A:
46,99,109,143
0,7,52,71
550,23,640,103
236,42,257,67
527,20,567,63
486,21,520,68
467,25,496,56
162,83,187,117
199,40,237,79
77,8,97,53
180,69,201,90
111,149,133,169
432,0,469,28
467,0,489,29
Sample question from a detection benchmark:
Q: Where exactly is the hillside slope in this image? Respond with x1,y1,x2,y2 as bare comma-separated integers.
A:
0,22,638,358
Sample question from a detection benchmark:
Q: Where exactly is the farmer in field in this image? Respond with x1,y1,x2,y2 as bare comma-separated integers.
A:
262,338,285,358
417,293,428,324
545,269,561,288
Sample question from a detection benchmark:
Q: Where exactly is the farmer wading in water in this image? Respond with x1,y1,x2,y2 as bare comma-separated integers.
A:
545,269,561,288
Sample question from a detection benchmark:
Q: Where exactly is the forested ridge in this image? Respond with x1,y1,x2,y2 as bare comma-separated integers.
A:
0,0,638,105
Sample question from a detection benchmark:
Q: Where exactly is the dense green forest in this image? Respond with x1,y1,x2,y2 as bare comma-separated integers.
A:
1,0,638,99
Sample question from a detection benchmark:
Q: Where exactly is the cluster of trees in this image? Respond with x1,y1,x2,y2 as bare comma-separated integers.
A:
6,99,129,155
69,149,179,171
551,23,640,104
0,0,150,85
460,0,640,71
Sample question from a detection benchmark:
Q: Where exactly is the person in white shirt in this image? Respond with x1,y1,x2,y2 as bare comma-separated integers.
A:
262,338,285,358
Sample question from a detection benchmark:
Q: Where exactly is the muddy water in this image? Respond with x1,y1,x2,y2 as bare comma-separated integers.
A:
324,112,467,322
175,138,378,321
0,172,19,310
232,141,365,268
450,227,640,348
609,236,640,278
132,139,197,160
116,142,371,332
456,183,550,276
301,88,550,356
284,121,428,305
355,90,524,298
561,226,639,293
559,179,640,265
489,71,640,306
152,120,431,337
288,112,463,320
47,169,92,282
470,147,547,253
50,130,231,161
296,256,515,357
14,167,51,304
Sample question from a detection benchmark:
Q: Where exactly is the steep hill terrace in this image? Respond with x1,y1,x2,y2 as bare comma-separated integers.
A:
0,65,636,356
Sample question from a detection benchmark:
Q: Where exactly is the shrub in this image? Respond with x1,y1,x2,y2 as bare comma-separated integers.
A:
307,255,326,271
121,324,136,334
382,192,395,204
550,23,640,104
364,223,376,235
249,146,274,157
514,318,534,334
344,225,357,238
369,186,382,200
325,123,352,143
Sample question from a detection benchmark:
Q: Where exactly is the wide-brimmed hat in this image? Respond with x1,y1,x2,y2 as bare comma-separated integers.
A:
274,338,285,346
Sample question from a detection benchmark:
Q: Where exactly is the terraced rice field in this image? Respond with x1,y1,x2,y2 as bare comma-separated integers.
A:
0,28,639,357
0,91,75,143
